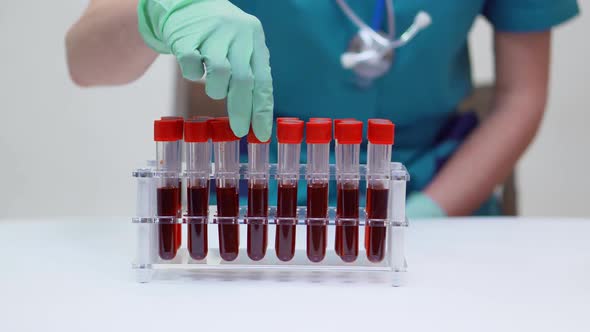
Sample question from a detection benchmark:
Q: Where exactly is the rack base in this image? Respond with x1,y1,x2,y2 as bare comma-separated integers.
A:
133,248,407,286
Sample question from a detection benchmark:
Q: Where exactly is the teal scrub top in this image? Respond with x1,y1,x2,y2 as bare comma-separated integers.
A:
229,0,579,215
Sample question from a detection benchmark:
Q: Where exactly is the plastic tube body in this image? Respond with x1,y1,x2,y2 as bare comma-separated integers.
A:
276,143,301,262
160,117,185,250
365,143,392,263
247,142,270,261
156,140,181,260
186,141,211,260
336,143,361,262
306,143,330,262
214,140,240,261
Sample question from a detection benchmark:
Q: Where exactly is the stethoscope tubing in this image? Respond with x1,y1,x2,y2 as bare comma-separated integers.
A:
336,0,396,42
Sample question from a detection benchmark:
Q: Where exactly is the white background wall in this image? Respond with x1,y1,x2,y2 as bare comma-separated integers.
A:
0,2,587,219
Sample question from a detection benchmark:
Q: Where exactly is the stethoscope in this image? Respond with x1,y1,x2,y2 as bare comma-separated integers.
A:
336,0,432,83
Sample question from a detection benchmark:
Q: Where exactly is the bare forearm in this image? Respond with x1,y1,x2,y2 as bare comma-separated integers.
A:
425,31,551,216
65,0,158,86
426,92,546,215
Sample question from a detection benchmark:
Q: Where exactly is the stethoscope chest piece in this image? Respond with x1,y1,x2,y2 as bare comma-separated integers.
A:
347,29,394,81
337,0,432,85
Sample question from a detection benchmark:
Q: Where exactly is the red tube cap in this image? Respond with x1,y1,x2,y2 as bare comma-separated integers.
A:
335,120,363,144
184,119,209,143
309,117,332,123
247,127,270,144
154,119,182,142
209,117,240,142
334,118,356,139
190,115,213,121
277,119,304,144
277,117,300,123
161,116,184,139
368,119,395,145
306,120,332,144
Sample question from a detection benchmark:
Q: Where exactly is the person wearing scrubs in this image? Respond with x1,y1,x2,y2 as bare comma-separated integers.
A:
65,0,579,218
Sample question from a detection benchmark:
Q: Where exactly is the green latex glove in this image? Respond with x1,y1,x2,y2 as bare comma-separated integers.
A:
406,192,447,220
138,0,274,140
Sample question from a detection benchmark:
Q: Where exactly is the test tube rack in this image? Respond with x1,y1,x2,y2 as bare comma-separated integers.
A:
132,162,409,286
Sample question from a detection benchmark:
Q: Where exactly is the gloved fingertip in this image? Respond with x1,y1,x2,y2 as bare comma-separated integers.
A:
229,120,249,138
205,86,227,100
406,192,447,219
181,72,199,82
177,53,205,82
255,128,271,142
252,119,272,142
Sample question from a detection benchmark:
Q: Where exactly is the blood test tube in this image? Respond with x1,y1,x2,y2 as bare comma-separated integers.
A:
305,120,332,262
184,119,211,260
365,119,395,263
333,118,355,256
154,119,182,260
247,129,270,261
161,116,184,250
276,119,304,262
209,118,241,262
335,120,363,262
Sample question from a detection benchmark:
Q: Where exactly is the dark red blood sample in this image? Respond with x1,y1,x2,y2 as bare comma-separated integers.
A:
306,183,328,262
217,186,240,216
275,222,296,262
216,186,240,261
187,185,209,260
335,224,341,255
307,223,326,263
366,187,389,262
366,224,387,263
175,180,182,250
336,185,360,262
248,223,268,261
307,183,328,217
276,184,298,261
277,184,298,217
340,224,359,262
157,187,179,260
175,225,181,249
248,185,268,216
247,185,268,261
366,187,389,219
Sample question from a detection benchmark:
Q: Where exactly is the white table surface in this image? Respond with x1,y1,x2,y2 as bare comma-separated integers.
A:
0,217,589,332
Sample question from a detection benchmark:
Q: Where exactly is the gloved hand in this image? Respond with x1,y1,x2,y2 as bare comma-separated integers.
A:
138,0,274,140
406,192,447,220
